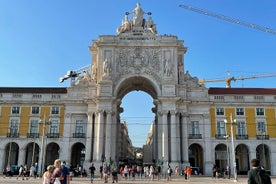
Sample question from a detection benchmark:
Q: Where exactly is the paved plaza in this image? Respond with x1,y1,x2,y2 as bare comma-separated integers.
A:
0,175,275,184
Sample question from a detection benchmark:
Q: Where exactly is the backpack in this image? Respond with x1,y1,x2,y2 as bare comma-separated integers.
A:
257,169,271,184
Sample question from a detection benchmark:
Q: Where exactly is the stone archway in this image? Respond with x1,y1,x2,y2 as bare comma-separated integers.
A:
215,144,228,170
70,3,209,170
71,143,85,168
5,142,19,167
45,142,60,169
189,143,204,172
25,142,39,166
236,144,249,174
256,144,270,170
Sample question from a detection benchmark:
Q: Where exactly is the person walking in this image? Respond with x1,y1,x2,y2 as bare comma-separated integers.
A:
167,165,172,181
89,162,96,183
248,158,271,184
185,166,192,180
17,165,25,180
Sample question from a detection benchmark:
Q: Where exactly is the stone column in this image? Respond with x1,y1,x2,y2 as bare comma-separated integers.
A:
157,112,162,160
162,111,169,162
0,147,5,172
202,114,213,175
85,112,93,162
170,111,180,164
105,111,112,161
93,110,104,162
181,113,189,165
110,111,117,161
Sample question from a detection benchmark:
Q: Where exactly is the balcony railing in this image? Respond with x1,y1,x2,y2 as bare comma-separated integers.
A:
188,134,202,139
256,135,269,140
236,134,248,140
215,134,227,139
73,133,86,138
27,133,39,138
47,133,59,138
7,133,19,138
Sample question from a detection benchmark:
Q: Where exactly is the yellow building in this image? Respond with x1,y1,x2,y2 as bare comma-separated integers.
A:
209,87,276,175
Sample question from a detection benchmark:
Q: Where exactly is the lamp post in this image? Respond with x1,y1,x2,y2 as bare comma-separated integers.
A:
223,123,230,179
225,114,237,182
39,114,47,176
261,130,266,167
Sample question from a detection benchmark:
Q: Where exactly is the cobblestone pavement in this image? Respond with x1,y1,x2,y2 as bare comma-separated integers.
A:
0,175,275,184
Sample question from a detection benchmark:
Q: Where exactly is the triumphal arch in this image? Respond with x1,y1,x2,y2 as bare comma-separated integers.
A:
67,3,211,170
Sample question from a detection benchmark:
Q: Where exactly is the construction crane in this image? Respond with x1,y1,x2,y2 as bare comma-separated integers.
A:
199,72,276,88
59,64,91,85
179,4,276,35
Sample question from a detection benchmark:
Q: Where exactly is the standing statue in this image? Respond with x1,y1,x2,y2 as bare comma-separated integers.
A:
164,58,171,76
103,57,111,76
131,2,145,27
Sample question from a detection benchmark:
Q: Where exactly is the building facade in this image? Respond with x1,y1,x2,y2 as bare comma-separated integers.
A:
0,3,275,176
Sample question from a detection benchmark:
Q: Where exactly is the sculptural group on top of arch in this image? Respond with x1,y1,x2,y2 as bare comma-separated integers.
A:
117,3,157,35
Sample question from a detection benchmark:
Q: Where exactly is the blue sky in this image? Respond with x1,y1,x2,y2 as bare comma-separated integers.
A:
1,0,275,147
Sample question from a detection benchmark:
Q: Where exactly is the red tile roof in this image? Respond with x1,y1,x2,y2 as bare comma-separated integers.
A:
208,88,276,95
0,87,67,94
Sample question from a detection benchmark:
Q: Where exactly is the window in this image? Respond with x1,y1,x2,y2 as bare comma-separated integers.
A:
216,121,226,135
31,106,40,114
237,121,246,135
11,106,20,114
216,108,224,115
256,108,264,116
10,119,19,134
30,120,39,133
51,106,59,115
49,120,59,133
236,108,244,116
191,121,199,135
75,120,84,133
257,121,266,134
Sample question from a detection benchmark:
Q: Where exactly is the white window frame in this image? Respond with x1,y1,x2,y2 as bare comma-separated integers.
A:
51,106,60,115
75,120,84,134
11,106,20,114
236,121,246,135
216,121,226,135
236,108,244,116
30,119,39,134
191,121,200,135
31,106,40,115
49,120,59,133
216,108,224,116
257,121,266,134
256,108,264,116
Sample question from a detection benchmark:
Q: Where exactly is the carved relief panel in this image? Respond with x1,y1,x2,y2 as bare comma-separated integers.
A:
114,47,163,83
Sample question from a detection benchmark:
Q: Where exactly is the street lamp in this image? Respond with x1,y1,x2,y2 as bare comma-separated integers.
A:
224,114,237,182
39,114,50,176
261,130,266,167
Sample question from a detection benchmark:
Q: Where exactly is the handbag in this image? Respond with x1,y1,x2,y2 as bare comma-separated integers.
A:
54,178,61,184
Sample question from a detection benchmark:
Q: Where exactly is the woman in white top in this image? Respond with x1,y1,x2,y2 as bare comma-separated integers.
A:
42,165,54,184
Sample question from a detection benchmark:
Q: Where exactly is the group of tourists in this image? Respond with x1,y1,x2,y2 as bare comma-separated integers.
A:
93,163,186,183
42,159,70,184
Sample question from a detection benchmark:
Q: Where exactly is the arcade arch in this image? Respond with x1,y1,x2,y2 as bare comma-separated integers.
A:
4,142,19,167
44,142,60,169
71,143,86,168
189,143,204,172
256,144,270,170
